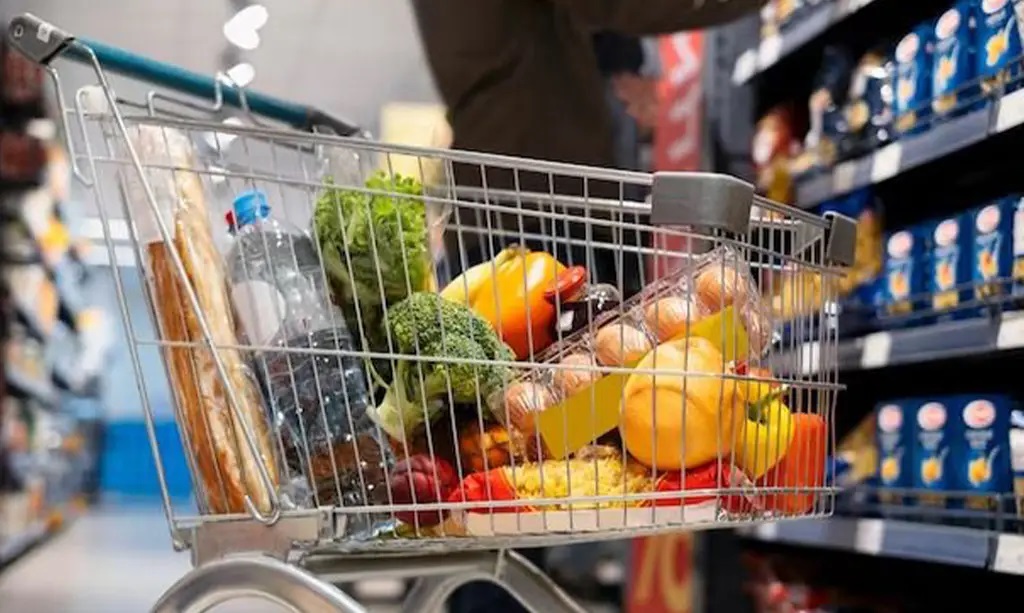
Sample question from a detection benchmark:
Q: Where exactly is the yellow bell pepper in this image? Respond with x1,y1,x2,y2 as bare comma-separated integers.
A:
733,367,795,479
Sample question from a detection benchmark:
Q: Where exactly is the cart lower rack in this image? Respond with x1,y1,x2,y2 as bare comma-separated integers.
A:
8,13,855,613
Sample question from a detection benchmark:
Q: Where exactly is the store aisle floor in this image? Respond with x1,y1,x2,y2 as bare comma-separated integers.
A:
0,505,620,612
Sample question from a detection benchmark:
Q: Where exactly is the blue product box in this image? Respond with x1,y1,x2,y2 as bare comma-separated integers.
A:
971,199,1014,306
1011,409,1024,517
893,24,934,135
1011,195,1024,297
932,2,978,118
911,398,955,510
882,228,925,325
876,400,913,507
973,0,1022,93
927,215,971,320
953,394,1013,515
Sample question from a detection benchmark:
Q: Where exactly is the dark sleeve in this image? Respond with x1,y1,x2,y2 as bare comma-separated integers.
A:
553,0,767,35
593,31,644,75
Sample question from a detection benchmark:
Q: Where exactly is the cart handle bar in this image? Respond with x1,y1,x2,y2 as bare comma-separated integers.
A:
7,13,363,137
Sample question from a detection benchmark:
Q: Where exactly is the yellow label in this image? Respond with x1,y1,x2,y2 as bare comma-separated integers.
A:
535,307,749,458
933,290,959,311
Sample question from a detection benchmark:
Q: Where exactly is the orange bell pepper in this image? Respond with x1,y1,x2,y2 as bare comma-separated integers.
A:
758,413,826,514
472,248,564,359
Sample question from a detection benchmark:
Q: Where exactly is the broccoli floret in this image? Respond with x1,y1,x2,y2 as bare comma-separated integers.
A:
370,292,513,440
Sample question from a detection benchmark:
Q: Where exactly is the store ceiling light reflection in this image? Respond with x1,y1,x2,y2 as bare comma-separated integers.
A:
223,4,268,51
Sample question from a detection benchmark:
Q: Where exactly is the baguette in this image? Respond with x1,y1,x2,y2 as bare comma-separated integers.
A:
126,125,278,515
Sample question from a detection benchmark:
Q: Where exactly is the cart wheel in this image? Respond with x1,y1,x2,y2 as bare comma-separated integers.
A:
151,554,366,613
401,550,586,613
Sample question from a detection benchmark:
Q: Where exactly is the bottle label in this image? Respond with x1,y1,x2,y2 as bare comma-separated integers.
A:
231,280,287,345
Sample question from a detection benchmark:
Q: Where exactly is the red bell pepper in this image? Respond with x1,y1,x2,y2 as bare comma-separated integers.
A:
651,461,754,514
758,413,826,514
446,468,533,514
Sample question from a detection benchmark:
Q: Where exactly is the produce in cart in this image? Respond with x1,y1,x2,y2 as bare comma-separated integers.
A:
314,172,443,368
368,292,514,441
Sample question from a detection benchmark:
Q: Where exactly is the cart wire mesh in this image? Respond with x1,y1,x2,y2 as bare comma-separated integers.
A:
12,18,855,555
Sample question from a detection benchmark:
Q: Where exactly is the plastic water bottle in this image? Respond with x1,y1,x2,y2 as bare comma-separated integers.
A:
225,190,391,515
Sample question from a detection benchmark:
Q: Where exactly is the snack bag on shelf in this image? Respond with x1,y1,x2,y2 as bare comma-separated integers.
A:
752,104,802,206
839,49,893,159
973,0,1022,94
827,189,883,298
791,46,853,179
971,198,1014,305
893,23,935,135
875,400,912,507
925,214,970,321
911,398,954,510
121,124,279,516
953,394,1013,517
932,2,978,118
881,227,925,324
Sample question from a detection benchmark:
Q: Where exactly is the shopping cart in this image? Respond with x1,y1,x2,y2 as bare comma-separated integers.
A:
8,13,856,613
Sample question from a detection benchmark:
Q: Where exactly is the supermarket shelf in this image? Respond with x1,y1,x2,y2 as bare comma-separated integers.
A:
731,0,880,85
794,103,996,208
5,364,58,407
776,311,1024,374
0,522,48,567
739,517,1024,575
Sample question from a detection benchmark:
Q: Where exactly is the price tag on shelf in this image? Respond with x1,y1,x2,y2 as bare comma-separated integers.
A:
870,143,902,183
997,313,1024,349
831,161,857,194
758,35,782,68
996,89,1024,133
732,49,758,85
854,519,884,555
993,534,1024,575
756,522,779,540
860,332,892,369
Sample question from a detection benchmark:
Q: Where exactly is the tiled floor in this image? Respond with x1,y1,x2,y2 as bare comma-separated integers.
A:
0,505,619,612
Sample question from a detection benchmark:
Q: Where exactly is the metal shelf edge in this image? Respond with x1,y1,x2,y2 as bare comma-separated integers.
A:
740,517,1004,571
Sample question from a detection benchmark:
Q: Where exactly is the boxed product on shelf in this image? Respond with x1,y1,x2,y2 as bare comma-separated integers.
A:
893,23,934,135
1012,195,1024,296
973,0,1022,94
971,197,1015,304
953,394,1013,515
876,400,912,506
911,398,955,509
819,189,883,298
932,2,978,118
925,214,970,321
1011,409,1024,516
881,227,925,323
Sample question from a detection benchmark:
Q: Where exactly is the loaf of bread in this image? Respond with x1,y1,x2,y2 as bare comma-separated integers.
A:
125,124,278,515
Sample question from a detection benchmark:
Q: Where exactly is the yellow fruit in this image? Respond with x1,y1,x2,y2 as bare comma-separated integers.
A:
439,246,521,304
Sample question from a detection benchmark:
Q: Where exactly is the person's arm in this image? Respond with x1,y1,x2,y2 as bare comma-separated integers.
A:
552,0,767,35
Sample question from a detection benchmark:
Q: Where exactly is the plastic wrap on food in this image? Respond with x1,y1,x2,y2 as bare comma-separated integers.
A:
490,380,557,460
692,247,774,357
122,124,279,515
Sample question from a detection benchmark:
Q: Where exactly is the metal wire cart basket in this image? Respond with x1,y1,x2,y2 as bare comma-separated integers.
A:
9,14,856,613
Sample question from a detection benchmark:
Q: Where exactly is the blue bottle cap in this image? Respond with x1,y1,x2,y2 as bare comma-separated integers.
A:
232,190,270,227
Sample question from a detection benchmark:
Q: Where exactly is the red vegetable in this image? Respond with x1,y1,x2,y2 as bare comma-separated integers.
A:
652,462,753,513
758,413,826,514
389,454,458,526
446,468,532,514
